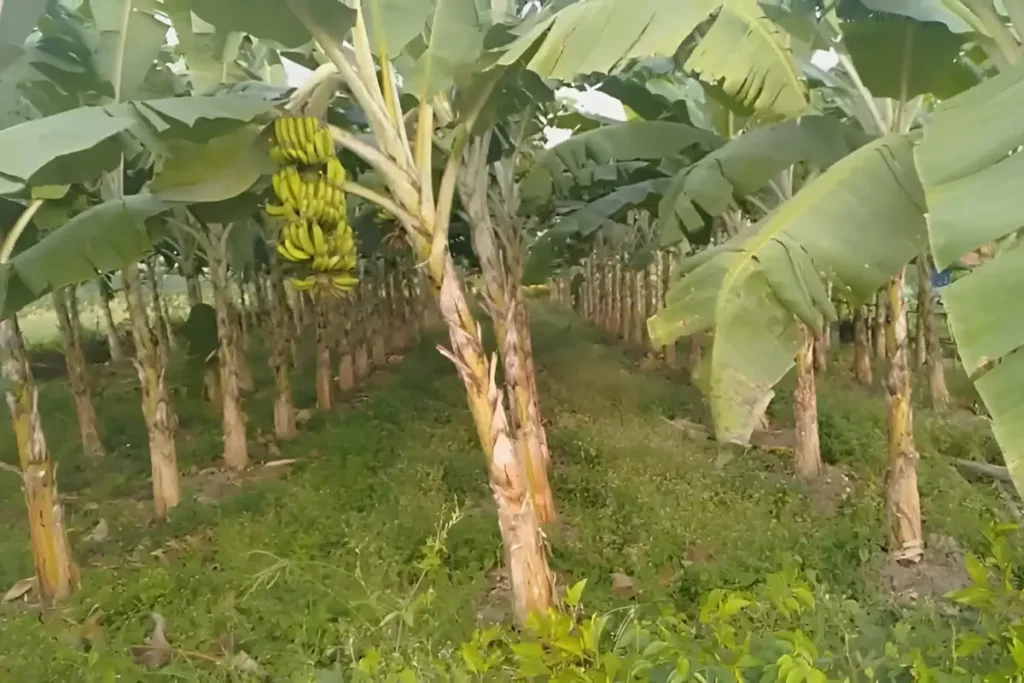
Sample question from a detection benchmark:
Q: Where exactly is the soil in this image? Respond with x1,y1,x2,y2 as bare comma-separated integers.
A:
877,533,970,606
804,465,853,517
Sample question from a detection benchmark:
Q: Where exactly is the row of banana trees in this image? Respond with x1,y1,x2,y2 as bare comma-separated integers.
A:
1,0,1022,625
515,0,1021,571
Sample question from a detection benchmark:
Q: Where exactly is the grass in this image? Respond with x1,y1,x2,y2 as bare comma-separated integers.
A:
0,302,1013,681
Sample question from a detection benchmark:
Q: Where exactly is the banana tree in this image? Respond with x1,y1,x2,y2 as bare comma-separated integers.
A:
0,3,285,522
0,197,77,605
183,0,560,621
461,137,560,523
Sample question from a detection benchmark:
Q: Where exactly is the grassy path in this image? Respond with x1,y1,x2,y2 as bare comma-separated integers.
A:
0,303,1010,680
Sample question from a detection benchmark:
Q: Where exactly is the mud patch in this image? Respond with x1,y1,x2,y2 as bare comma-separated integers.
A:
187,459,296,506
877,533,970,606
803,465,853,517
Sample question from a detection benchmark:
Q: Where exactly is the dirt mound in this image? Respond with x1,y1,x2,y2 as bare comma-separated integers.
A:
878,533,970,606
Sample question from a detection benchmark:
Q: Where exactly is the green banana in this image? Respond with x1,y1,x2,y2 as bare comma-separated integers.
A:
331,274,359,289
295,220,317,255
311,220,327,256
277,240,307,262
291,276,317,290
281,117,297,149
304,116,317,146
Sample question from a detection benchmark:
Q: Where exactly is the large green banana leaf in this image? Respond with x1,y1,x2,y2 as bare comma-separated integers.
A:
915,58,1024,494
497,0,808,118
858,0,989,35
191,0,355,49
521,121,721,205
658,115,870,239
649,135,927,444
540,116,867,249
550,178,671,238
0,94,278,196
0,195,167,320
0,108,136,195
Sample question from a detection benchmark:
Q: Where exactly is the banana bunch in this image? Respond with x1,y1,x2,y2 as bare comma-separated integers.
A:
290,272,360,296
270,116,333,166
267,113,359,298
269,166,346,225
277,218,355,268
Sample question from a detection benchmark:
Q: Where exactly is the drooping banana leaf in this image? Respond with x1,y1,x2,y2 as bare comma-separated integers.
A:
540,116,868,250
658,115,871,239
650,135,927,443
0,195,168,320
521,121,721,205
915,57,1024,494
496,0,809,118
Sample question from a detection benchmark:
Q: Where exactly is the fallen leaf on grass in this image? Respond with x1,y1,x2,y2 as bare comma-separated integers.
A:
263,459,297,468
610,572,638,599
85,518,108,542
2,577,36,603
130,612,172,669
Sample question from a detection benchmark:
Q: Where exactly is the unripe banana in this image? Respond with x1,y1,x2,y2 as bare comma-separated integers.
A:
281,117,297,148
265,202,289,217
278,240,308,262
296,221,317,255
332,274,359,289
303,116,315,146
311,220,327,256
292,276,316,290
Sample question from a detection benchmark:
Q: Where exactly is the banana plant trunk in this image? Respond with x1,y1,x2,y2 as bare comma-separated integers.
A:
688,335,703,376
884,269,924,565
1,316,77,605
267,256,296,440
918,257,950,410
52,289,105,459
622,267,635,344
148,262,175,352
232,300,254,393
463,187,557,525
914,258,927,368
208,230,250,471
660,252,677,366
432,252,553,623
123,265,180,518
370,263,387,366
388,270,407,351
852,305,873,385
315,293,334,411
813,330,828,371
353,284,371,382
873,291,887,360
793,324,822,478
99,290,124,361
335,297,356,393
185,272,203,307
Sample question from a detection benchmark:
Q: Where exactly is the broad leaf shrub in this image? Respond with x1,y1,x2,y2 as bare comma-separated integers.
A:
325,522,1024,682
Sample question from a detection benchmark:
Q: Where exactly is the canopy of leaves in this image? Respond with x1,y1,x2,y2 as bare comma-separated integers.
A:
915,57,1024,494
521,121,721,205
650,135,927,444
843,17,980,99
497,0,808,118
658,115,870,242
0,195,167,320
